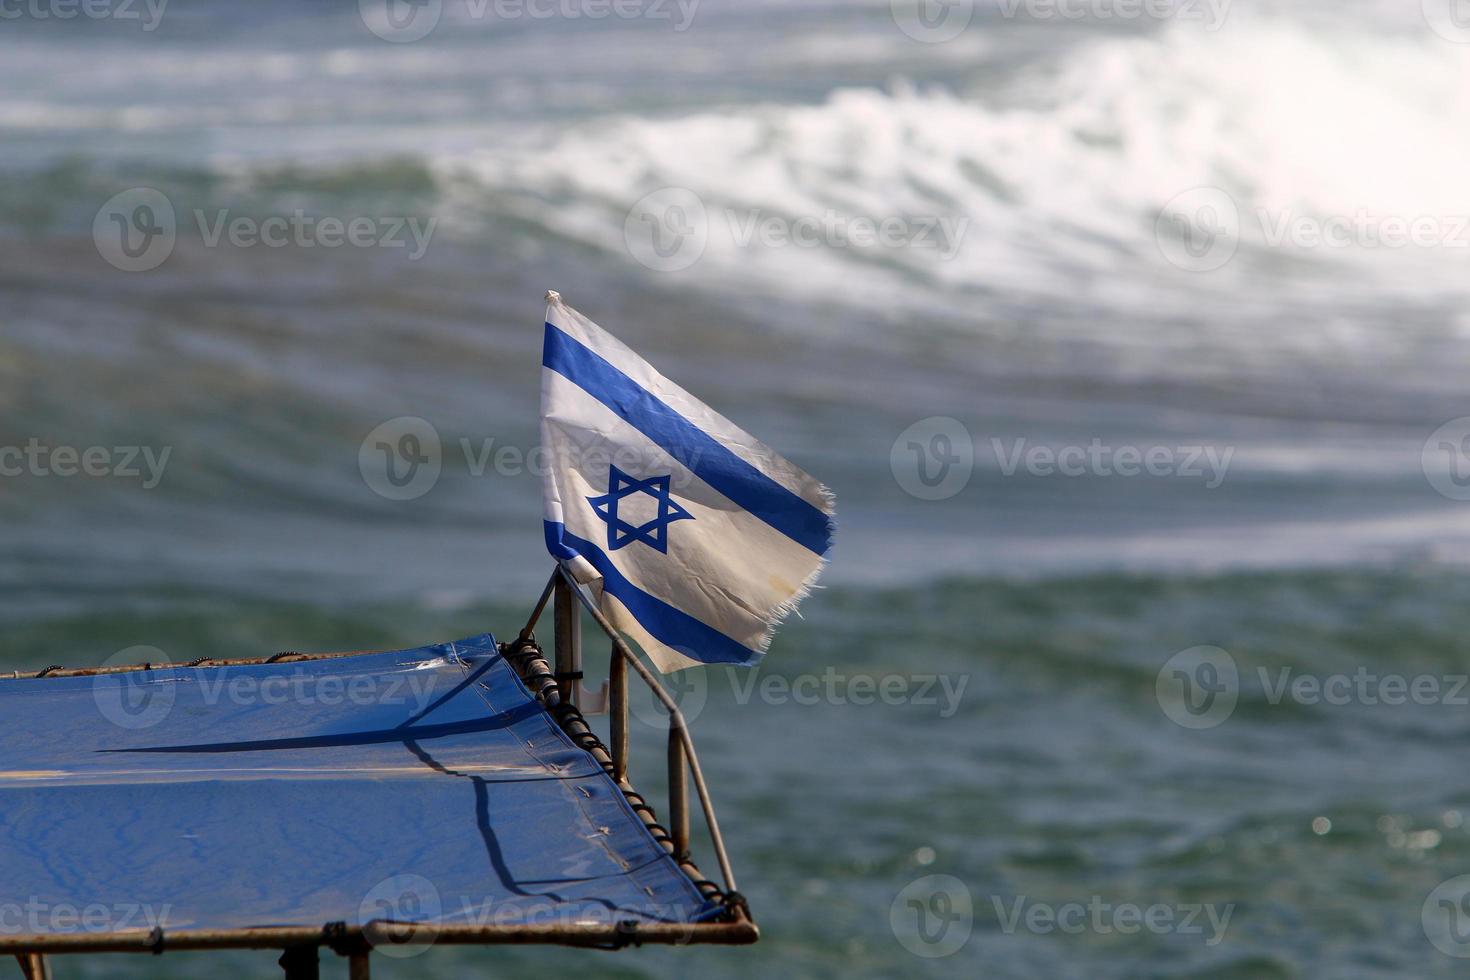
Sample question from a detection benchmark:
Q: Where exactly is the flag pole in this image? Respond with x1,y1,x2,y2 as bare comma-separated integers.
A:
552,574,583,709
552,563,739,894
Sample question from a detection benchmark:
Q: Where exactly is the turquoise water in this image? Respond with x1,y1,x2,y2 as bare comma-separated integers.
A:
8,1,1470,976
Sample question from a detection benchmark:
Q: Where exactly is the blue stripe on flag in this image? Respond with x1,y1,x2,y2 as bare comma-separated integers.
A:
544,521,762,667
544,323,832,557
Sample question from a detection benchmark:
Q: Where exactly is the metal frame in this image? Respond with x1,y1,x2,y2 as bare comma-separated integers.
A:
1,567,757,977
518,565,741,892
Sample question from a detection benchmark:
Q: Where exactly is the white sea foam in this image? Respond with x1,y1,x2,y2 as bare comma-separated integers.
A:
8,6,1470,368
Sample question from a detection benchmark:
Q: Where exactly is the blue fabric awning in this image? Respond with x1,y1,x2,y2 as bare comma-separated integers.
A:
0,635,720,939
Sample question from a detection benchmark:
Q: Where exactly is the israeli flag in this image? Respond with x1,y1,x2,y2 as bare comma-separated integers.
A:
541,291,835,672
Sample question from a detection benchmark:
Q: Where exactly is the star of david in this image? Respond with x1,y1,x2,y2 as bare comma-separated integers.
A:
587,464,694,553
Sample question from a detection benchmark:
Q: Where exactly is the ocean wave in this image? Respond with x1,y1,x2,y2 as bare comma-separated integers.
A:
8,13,1470,394
19,16,1470,314
428,17,1470,306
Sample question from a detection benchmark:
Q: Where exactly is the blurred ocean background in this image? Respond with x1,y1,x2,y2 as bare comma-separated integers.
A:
7,0,1470,976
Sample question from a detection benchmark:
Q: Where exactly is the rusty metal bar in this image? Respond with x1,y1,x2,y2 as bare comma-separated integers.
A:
348,951,371,980
2,649,382,680
609,645,629,784
553,563,739,894
15,953,51,980
5,572,563,682
553,575,582,709
668,717,690,860
518,570,558,642
367,918,756,947
0,915,757,954
500,639,727,909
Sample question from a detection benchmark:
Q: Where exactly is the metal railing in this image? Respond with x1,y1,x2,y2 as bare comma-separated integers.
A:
518,564,740,895
0,592,756,980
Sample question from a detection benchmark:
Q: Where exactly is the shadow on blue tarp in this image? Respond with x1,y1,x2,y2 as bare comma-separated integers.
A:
0,634,718,935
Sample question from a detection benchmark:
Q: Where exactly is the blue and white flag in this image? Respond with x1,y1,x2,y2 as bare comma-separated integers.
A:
540,291,835,672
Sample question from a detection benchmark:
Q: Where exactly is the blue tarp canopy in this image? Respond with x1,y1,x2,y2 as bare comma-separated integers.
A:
0,634,720,942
